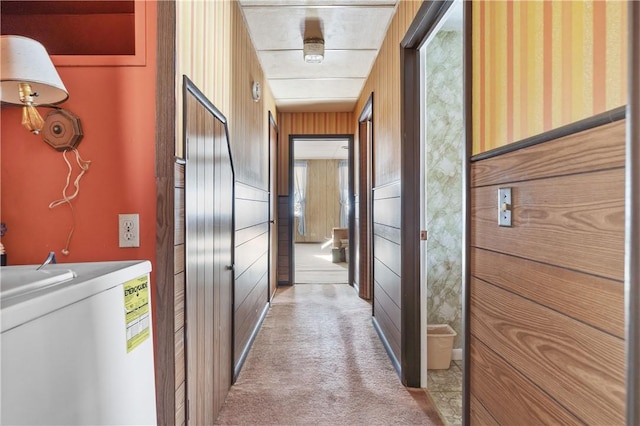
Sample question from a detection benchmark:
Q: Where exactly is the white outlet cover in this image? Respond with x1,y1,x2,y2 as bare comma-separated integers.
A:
119,214,140,248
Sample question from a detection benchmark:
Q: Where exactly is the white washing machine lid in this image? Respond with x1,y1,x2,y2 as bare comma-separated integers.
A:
1,260,151,332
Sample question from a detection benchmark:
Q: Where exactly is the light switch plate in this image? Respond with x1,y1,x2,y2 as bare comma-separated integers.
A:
498,188,512,227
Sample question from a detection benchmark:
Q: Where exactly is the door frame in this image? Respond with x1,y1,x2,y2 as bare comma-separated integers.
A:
357,94,374,301
399,0,471,393
268,111,278,302
288,134,354,286
626,2,640,422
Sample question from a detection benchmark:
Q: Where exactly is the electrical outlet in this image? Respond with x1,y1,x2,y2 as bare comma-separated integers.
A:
119,214,140,248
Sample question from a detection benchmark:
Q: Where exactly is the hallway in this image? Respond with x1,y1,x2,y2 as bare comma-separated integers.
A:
214,284,442,425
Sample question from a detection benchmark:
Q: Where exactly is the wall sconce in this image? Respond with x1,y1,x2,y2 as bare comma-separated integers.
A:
0,35,89,257
303,38,324,64
0,35,82,149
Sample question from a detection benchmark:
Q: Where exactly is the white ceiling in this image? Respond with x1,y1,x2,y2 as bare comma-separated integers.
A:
238,0,398,113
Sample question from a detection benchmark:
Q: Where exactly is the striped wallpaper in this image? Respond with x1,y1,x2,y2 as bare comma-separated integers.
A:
355,0,422,186
472,0,628,154
176,0,231,158
277,112,354,195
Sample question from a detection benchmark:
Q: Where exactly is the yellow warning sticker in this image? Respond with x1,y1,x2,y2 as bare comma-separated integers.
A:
124,275,150,353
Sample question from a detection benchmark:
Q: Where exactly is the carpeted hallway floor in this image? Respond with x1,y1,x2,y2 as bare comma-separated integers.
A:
295,243,348,284
214,284,443,425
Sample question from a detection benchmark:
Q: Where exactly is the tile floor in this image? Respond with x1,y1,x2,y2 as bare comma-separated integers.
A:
427,360,463,426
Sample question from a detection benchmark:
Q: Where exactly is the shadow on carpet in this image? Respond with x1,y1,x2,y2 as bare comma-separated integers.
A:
214,284,443,425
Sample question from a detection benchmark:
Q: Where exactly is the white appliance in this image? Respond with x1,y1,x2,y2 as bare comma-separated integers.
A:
1,260,157,425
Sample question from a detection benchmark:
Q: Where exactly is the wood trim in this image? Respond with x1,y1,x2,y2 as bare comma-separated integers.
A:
627,2,640,422
287,134,354,288
471,119,626,187
268,111,278,302
399,0,454,388
400,43,421,389
399,0,466,389
233,302,269,381
401,0,452,49
358,93,374,300
372,316,401,375
462,1,473,423
154,1,176,424
471,106,625,163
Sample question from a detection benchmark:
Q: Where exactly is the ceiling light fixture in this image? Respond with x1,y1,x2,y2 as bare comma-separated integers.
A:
303,38,324,64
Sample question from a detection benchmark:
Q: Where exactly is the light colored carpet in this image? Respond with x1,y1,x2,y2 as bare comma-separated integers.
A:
295,243,348,284
214,284,443,425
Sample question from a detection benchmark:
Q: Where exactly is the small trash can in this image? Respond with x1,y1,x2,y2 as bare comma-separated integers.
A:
427,324,457,370
331,247,345,263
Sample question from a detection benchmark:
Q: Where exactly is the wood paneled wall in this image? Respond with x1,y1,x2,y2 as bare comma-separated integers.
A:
229,1,272,376
354,1,421,187
173,2,275,424
351,0,421,378
469,119,626,424
276,112,354,195
234,183,270,372
372,182,402,367
295,160,341,243
277,196,292,285
174,162,186,426
176,0,231,157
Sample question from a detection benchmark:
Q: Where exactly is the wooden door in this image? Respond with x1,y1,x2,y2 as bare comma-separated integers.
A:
184,77,234,424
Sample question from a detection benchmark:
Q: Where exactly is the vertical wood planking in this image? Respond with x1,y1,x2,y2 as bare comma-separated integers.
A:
353,1,421,187
184,80,234,424
276,112,354,196
155,2,176,424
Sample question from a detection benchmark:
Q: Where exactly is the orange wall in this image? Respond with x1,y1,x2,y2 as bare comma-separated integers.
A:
0,2,157,267
473,0,628,154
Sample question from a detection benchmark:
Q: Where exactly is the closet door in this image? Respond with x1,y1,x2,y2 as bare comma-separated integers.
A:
184,78,234,424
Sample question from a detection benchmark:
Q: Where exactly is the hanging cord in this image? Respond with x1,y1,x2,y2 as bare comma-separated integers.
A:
49,148,92,255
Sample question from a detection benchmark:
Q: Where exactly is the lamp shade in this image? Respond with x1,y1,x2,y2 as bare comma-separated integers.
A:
0,35,69,105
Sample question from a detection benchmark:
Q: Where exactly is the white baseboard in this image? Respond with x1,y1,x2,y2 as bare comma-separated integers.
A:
452,348,463,361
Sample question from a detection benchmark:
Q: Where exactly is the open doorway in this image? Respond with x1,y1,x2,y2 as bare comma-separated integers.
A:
289,136,353,285
418,1,465,423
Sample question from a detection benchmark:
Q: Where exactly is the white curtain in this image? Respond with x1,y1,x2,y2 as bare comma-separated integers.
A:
338,160,349,227
294,161,308,236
